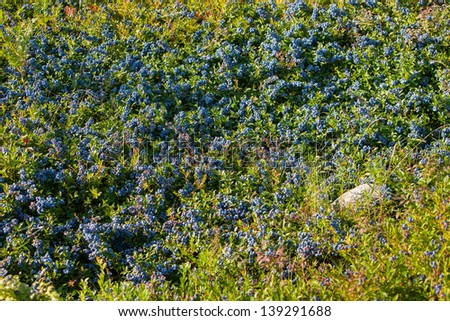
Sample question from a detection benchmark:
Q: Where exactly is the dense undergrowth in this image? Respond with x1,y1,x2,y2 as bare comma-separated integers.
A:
1,1,449,300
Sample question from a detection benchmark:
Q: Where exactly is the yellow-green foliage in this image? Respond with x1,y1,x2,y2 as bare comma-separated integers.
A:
0,276,60,301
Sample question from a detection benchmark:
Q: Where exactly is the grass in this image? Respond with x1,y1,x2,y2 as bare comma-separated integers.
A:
0,0,449,301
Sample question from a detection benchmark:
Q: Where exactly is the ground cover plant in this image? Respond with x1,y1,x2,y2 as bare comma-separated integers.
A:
0,0,449,300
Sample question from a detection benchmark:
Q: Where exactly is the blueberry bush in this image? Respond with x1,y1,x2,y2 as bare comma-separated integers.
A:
1,0,449,300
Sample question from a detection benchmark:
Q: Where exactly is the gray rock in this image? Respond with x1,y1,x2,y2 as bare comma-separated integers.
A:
332,183,383,211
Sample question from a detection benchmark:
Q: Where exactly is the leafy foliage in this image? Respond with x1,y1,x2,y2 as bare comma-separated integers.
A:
1,1,449,300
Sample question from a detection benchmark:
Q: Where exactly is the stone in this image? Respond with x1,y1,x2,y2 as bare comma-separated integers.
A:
332,183,383,211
